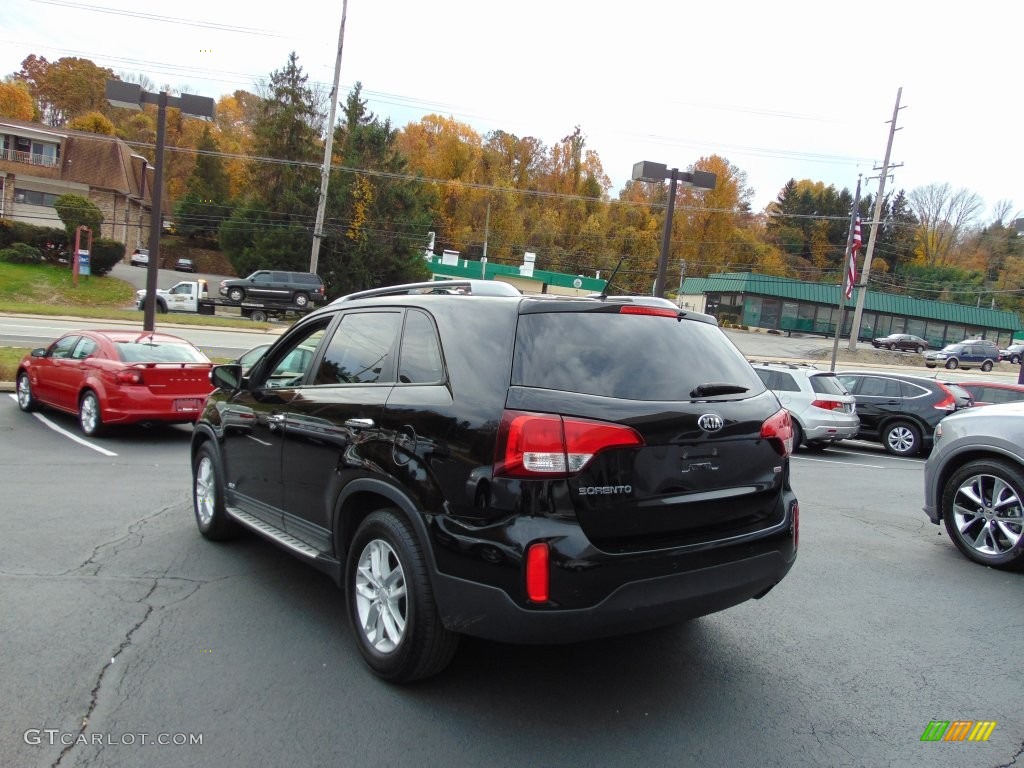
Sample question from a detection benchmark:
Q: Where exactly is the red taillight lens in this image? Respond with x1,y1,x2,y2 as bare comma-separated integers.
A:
115,369,143,385
810,399,845,411
760,408,793,457
618,305,679,317
933,384,956,411
526,542,549,603
494,411,643,478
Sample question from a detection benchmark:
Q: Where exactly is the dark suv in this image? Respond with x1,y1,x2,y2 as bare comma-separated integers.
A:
219,270,326,307
835,370,973,456
191,280,799,681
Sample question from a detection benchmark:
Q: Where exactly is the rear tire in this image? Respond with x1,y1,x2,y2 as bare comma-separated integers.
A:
249,310,268,322
981,360,994,372
790,420,804,451
192,443,239,541
941,459,1024,570
293,292,309,308
16,371,38,412
888,343,896,350
79,390,103,436
346,509,458,683
882,420,921,456
915,345,924,353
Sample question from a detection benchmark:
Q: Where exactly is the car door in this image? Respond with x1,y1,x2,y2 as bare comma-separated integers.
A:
838,374,902,438
38,334,82,409
219,319,331,530
278,309,403,551
165,282,195,311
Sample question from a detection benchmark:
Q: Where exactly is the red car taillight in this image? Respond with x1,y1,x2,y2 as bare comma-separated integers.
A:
810,399,845,411
618,305,680,318
525,542,549,603
933,383,957,411
761,408,793,458
115,369,143,385
494,411,643,478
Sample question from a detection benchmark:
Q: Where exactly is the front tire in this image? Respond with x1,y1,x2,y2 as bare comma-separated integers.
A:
888,343,896,350
945,358,959,369
79,390,103,436
1012,354,1021,364
346,509,458,683
883,420,921,456
942,459,1024,570
915,345,924,353
228,288,245,303
192,443,239,541
16,371,37,412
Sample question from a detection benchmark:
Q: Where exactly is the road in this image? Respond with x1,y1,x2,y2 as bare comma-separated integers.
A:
1,394,1022,767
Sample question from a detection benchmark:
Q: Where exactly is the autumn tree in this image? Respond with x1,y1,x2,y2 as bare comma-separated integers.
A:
68,111,115,135
907,183,984,267
17,55,116,126
0,78,35,120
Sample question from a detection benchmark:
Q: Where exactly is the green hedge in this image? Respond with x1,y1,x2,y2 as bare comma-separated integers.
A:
0,242,43,264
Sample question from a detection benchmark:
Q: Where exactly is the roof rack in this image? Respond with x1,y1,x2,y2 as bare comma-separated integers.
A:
748,360,820,370
333,279,522,303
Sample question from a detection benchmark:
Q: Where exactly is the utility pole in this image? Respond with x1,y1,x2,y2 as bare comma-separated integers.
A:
848,87,904,351
310,0,348,275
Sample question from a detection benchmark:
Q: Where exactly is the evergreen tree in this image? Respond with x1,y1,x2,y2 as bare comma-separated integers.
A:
174,125,231,242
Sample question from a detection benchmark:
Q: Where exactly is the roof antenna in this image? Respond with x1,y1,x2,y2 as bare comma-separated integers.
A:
599,255,627,300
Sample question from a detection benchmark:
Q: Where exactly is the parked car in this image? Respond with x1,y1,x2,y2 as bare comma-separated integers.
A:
999,343,1024,364
16,330,214,436
871,333,928,352
129,248,149,267
218,270,326,307
232,343,271,375
923,402,1024,569
923,339,999,371
750,361,858,449
191,279,799,682
175,257,196,273
955,381,1024,407
835,370,973,456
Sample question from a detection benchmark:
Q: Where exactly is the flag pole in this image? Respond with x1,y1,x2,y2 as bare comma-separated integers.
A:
830,176,862,372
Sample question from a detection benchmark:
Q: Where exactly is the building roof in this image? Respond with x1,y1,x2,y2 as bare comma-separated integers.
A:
426,253,606,292
682,272,1023,332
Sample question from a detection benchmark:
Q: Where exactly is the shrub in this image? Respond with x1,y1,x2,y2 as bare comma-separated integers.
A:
32,227,69,263
0,242,43,264
88,239,124,276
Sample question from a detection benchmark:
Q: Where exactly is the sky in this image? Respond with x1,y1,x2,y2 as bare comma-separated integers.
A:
3,0,1022,219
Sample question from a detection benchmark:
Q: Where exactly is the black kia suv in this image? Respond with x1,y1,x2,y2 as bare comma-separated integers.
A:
191,280,799,682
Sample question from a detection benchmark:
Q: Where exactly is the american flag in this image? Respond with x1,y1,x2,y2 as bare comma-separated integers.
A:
845,216,862,300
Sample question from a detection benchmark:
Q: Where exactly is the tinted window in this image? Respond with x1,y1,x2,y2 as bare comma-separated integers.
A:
251,272,272,284
856,376,901,398
774,372,800,392
315,311,401,385
71,337,98,360
900,381,932,398
809,374,847,395
115,340,208,363
513,312,764,401
263,324,328,388
49,336,80,359
293,273,321,285
398,310,444,384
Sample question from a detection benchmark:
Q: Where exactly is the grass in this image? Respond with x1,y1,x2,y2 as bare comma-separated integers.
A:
0,261,272,329
0,346,29,382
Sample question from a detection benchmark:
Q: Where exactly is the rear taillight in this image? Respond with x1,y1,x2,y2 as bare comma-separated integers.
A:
933,384,957,411
115,369,143,385
760,408,793,458
525,542,549,603
810,399,844,411
494,411,643,478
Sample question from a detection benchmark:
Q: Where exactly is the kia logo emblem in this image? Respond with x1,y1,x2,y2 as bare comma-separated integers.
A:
698,413,724,432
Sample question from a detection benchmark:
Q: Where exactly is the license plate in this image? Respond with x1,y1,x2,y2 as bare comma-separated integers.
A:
174,398,202,412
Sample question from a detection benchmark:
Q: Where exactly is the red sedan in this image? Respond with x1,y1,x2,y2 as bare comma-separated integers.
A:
16,329,215,436
956,380,1024,406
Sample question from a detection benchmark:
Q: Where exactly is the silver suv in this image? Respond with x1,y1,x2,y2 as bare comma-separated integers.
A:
751,362,859,450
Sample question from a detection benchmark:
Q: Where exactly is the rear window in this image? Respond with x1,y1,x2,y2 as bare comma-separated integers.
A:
293,273,323,284
512,310,765,400
809,374,848,395
116,340,209,363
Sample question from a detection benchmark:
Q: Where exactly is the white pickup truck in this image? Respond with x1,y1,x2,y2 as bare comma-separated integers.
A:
136,280,314,321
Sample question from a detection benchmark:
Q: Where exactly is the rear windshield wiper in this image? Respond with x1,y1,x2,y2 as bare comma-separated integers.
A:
690,382,749,398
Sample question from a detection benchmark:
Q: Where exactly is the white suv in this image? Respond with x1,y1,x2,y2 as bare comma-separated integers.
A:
751,362,859,450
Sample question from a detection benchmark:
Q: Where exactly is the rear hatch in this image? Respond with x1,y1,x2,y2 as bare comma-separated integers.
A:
508,302,790,551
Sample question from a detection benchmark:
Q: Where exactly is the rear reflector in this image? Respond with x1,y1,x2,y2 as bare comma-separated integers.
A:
526,542,549,603
495,411,643,478
760,408,793,458
792,502,799,549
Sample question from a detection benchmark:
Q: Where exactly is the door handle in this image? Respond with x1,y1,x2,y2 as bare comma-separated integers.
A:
345,418,375,430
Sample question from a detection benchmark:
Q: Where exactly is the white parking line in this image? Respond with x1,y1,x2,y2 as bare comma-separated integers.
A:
7,394,118,457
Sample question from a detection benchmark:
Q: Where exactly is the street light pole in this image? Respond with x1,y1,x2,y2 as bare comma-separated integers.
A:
632,161,716,298
106,80,215,332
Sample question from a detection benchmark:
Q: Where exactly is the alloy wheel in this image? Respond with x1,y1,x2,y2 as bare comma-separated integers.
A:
951,472,1024,557
16,373,32,409
886,425,917,454
80,394,99,434
354,539,408,654
194,456,216,528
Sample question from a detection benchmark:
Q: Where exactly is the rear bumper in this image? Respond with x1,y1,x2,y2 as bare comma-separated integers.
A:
434,547,795,644
102,391,208,425
803,420,859,442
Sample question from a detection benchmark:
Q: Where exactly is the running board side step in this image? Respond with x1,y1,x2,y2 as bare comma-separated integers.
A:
226,506,342,583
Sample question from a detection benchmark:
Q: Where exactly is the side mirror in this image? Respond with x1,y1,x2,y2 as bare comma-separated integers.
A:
31,348,46,358
210,364,244,391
